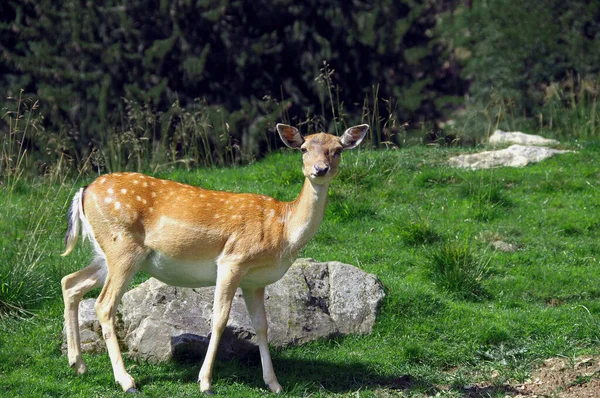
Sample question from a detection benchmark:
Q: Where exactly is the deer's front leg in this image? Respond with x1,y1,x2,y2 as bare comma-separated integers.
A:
198,261,243,394
242,286,282,393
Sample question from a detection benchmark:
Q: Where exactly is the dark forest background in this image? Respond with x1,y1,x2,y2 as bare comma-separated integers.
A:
1,0,599,172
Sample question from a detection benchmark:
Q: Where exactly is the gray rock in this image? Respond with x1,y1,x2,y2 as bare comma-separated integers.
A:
62,259,385,363
488,130,559,146
448,144,573,169
490,240,518,253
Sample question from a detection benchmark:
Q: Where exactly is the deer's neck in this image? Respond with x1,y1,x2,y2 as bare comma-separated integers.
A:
285,178,330,253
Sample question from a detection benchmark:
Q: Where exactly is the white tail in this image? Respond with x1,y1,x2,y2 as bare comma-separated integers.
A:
60,123,369,394
62,188,84,256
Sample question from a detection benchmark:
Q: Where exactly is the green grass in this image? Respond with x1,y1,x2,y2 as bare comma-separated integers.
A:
2,142,600,396
425,241,491,300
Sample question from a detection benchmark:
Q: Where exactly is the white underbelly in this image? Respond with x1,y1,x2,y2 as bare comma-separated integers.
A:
142,251,218,288
239,257,295,289
141,251,297,289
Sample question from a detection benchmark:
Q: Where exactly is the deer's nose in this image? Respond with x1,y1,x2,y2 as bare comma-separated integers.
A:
313,163,330,176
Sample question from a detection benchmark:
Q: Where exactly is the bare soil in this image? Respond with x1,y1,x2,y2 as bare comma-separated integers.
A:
415,356,600,397
511,356,600,398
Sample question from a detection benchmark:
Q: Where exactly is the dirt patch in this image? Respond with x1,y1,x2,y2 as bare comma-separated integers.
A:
511,356,600,398
376,356,600,397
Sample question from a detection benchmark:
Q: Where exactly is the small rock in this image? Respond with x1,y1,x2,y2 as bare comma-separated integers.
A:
490,240,517,253
448,144,573,169
489,130,559,146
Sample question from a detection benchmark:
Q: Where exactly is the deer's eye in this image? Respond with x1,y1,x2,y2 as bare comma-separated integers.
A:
333,148,343,157
300,147,308,154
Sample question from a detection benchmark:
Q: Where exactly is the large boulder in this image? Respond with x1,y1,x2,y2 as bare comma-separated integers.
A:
62,259,385,363
448,144,573,169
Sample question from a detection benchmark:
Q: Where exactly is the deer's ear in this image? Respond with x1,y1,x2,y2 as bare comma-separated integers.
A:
341,124,369,149
277,124,305,149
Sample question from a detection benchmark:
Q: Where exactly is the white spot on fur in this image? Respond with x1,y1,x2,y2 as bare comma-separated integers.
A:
104,197,113,204
107,188,114,194
121,188,128,194
143,182,148,187
114,202,121,210
149,207,154,213
151,192,157,197
136,196,142,201
133,180,139,185
100,178,107,184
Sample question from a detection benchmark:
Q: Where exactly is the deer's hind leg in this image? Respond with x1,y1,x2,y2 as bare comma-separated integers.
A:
61,256,107,375
94,243,146,393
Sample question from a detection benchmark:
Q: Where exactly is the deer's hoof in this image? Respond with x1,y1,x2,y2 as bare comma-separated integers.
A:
267,382,283,394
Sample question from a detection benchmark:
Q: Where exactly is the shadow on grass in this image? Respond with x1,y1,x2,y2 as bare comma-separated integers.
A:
136,355,523,396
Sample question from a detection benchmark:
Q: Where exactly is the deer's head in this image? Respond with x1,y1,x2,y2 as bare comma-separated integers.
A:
277,124,369,184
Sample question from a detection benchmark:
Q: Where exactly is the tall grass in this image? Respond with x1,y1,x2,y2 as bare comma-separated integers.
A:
97,99,256,173
4,73,600,181
0,93,77,318
1,90,34,188
541,74,600,141
445,74,600,145
425,240,491,301
314,61,407,148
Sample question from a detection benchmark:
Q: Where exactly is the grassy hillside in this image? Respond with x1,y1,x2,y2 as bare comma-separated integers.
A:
2,141,600,397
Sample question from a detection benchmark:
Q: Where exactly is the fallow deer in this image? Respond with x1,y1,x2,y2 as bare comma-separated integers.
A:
60,123,369,394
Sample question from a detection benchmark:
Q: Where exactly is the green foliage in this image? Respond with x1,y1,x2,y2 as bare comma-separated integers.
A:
437,0,600,141
0,0,465,168
439,0,600,109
